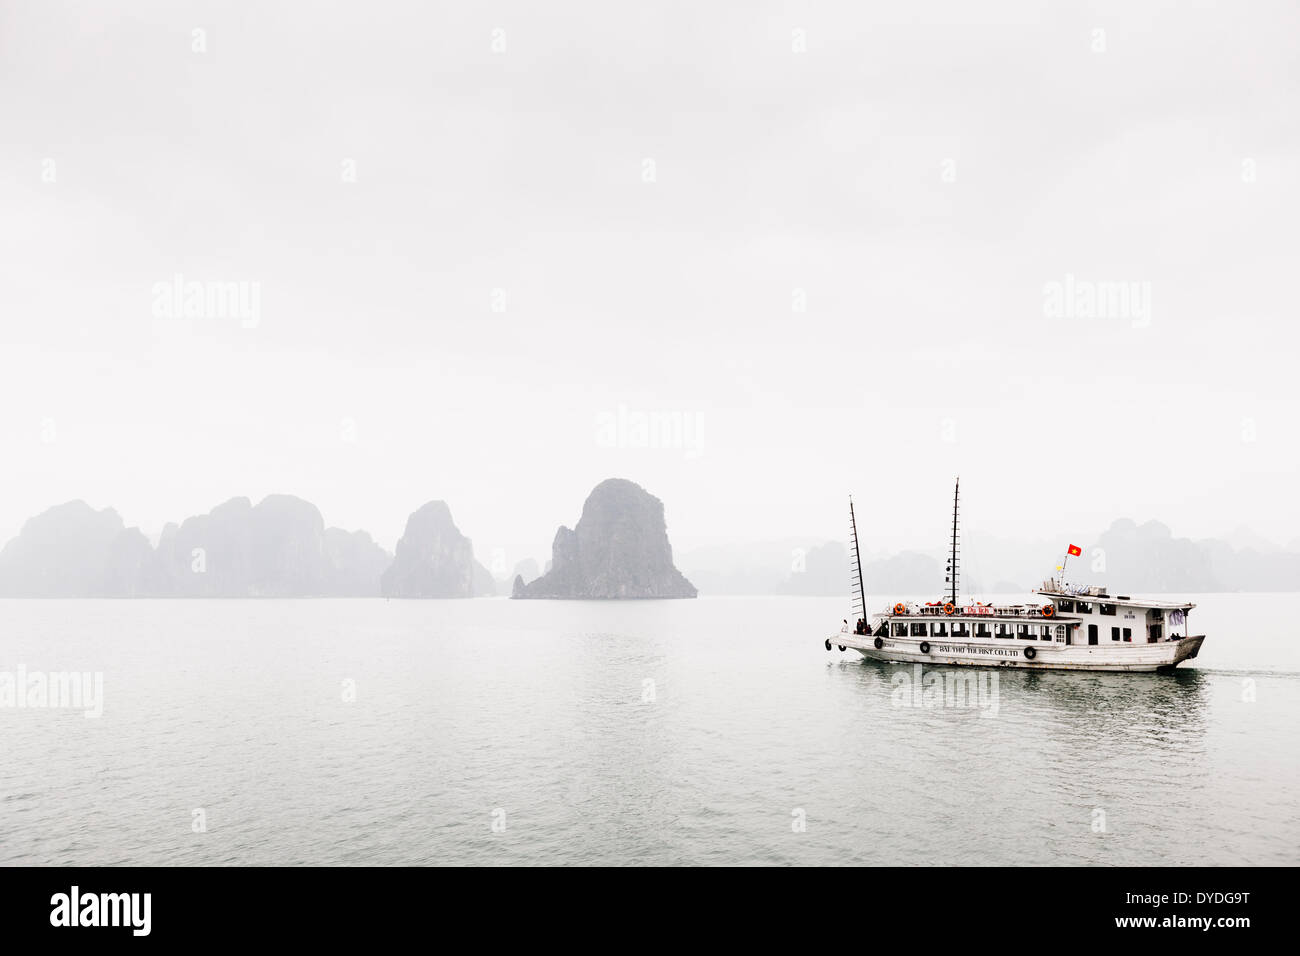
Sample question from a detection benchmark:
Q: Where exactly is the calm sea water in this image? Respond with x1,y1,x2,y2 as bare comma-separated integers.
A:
1,595,1296,866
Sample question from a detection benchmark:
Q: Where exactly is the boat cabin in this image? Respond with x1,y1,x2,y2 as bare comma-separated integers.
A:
1035,580,1194,647
875,579,1194,648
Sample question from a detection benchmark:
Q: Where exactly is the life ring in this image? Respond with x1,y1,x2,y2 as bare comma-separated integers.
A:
873,637,884,650
838,645,846,652
919,641,930,654
1042,604,1055,618
1024,646,1037,660
824,639,832,651
893,603,906,615
943,603,955,616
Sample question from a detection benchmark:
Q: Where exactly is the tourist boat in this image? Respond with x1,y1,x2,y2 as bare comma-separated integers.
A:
824,481,1206,672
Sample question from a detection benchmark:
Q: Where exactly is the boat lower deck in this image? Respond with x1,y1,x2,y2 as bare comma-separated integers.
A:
827,630,1205,672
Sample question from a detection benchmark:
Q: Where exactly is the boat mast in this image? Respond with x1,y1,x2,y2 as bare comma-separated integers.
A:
849,495,867,625
948,477,960,605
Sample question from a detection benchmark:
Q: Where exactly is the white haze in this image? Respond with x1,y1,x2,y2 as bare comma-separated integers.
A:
2,1,1298,570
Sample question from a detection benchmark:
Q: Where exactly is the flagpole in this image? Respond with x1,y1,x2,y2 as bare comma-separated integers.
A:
1059,545,1082,588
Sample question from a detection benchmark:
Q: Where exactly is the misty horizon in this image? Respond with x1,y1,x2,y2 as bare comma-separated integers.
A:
5,484,1297,599
13,483,1300,560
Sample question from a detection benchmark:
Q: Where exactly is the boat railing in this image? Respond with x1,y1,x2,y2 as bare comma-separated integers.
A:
889,603,1055,619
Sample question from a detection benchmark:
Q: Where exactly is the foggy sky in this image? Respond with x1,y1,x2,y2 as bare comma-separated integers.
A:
3,1,1298,570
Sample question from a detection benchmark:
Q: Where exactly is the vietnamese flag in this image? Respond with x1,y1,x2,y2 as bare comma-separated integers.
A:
1067,544,1082,556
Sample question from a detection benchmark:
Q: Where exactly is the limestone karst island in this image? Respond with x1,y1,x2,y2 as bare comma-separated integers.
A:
0,478,697,600
512,478,697,600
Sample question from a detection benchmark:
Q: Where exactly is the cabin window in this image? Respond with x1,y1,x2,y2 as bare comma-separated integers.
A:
1075,601,1093,614
1016,624,1032,640
892,623,907,637
1056,600,1074,613
1150,609,1164,621
1122,627,1132,642
910,623,927,637
1111,627,1120,641
994,623,1012,638
975,623,991,637
1039,626,1052,640
1055,625,1067,643
931,622,947,637
951,622,969,637
1100,604,1116,616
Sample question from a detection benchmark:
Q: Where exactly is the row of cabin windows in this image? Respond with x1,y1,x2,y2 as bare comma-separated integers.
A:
895,622,1062,641
1055,599,1118,616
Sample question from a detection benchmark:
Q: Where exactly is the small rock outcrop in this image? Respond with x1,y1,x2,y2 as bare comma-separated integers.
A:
513,478,697,599
512,558,540,586
380,501,494,598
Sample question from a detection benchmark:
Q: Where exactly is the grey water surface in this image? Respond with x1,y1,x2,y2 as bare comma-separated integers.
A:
1,595,1295,865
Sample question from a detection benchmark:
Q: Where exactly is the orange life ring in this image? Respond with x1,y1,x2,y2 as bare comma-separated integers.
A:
943,603,955,616
893,603,906,615
1042,604,1055,618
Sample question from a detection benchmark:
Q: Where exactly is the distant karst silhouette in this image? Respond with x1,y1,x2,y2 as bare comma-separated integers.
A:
381,500,495,598
0,496,390,597
512,478,697,599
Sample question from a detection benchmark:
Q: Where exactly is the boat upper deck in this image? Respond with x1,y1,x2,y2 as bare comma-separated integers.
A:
1034,587,1195,612
878,586,1194,622
883,604,1060,620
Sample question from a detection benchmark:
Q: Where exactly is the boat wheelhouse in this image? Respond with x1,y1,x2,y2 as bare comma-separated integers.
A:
825,483,1205,672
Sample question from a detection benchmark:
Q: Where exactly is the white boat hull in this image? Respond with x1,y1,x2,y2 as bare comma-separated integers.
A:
828,632,1205,672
